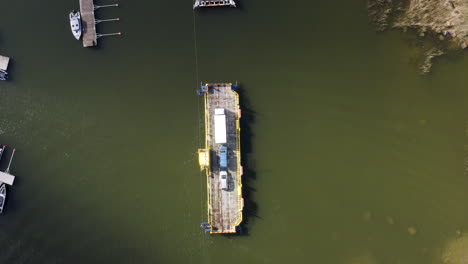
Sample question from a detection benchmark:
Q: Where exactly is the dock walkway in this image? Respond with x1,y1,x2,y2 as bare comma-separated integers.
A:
200,83,243,234
79,0,97,47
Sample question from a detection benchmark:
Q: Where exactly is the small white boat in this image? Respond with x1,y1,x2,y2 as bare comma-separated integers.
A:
0,146,5,160
0,184,6,214
69,11,82,40
0,56,9,81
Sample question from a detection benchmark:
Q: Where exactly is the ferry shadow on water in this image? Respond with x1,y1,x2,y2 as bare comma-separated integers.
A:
225,85,258,237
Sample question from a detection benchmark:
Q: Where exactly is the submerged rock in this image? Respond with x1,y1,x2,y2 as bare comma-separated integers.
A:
420,48,444,74
349,251,379,264
441,233,468,264
407,226,417,236
362,211,372,222
386,216,395,225
367,0,394,31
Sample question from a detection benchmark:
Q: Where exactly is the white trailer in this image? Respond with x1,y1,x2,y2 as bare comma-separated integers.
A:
214,108,227,144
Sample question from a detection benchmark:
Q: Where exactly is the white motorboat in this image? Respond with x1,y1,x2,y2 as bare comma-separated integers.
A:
69,11,82,40
0,147,15,214
0,184,6,214
0,145,5,159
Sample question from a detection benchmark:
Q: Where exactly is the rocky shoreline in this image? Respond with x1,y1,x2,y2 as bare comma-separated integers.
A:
368,0,468,73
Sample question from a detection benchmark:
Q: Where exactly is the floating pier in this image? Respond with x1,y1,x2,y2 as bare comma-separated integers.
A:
193,0,236,9
79,0,120,47
198,83,243,234
79,0,97,47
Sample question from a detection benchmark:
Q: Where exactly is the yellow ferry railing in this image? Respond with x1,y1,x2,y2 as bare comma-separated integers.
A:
233,89,243,226
202,83,244,232
203,91,214,227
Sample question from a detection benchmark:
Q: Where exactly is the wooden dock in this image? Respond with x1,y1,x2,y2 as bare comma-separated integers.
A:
79,0,97,47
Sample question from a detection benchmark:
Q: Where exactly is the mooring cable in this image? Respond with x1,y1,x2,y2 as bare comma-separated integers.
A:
191,2,209,257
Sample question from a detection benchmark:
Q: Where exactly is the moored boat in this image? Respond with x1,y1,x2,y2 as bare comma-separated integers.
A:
0,145,5,160
69,11,82,40
0,184,6,214
0,56,9,81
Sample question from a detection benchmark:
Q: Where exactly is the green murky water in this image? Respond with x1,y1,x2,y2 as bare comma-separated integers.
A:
0,0,467,263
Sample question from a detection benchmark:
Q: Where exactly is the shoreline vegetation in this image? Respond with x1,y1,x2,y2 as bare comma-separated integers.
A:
368,0,468,74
